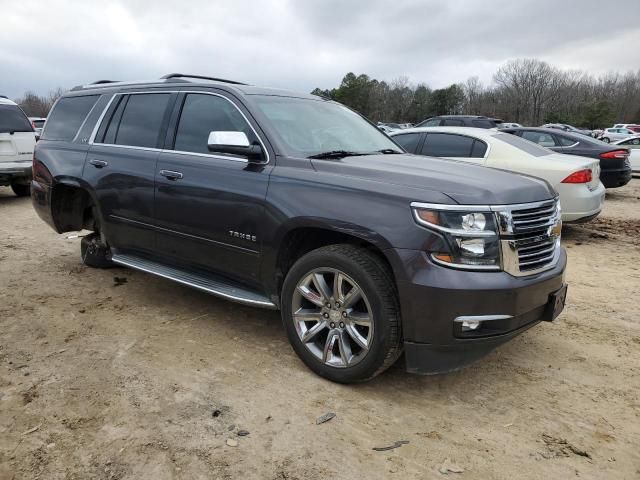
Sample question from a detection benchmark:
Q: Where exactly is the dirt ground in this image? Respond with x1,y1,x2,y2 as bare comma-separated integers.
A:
1,181,639,480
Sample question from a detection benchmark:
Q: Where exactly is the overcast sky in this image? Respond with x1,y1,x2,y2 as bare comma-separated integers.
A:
2,0,639,99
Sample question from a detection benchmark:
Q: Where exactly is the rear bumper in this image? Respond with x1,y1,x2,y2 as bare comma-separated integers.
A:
600,167,632,188
0,161,31,185
386,247,567,375
559,182,605,223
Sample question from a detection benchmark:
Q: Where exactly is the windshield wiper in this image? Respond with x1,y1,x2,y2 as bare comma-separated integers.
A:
307,150,371,159
376,148,403,154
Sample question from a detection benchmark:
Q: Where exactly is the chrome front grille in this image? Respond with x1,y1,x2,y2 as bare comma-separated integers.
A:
494,198,562,276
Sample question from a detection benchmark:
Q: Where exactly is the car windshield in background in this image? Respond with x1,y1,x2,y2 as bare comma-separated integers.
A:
252,96,400,158
0,105,33,133
494,132,552,157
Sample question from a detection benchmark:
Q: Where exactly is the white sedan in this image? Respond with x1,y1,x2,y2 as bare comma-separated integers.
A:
613,137,640,175
391,127,605,223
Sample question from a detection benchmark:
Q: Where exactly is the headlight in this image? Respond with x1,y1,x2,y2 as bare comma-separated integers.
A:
412,205,501,270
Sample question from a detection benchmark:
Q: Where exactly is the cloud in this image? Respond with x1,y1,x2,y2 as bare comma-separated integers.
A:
1,0,638,99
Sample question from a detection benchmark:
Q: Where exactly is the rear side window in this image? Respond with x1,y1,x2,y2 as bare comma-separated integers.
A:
421,133,475,157
42,95,99,140
173,93,255,154
442,119,464,126
103,94,172,148
557,136,577,147
392,133,421,153
0,104,34,133
521,131,557,147
470,139,488,157
417,119,441,127
472,119,494,128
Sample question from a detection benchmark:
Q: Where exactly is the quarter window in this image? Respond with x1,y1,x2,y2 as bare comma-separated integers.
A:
421,133,475,157
41,95,99,141
174,94,255,155
392,133,421,153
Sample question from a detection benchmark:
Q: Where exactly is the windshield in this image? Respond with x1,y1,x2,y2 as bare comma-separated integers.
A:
252,95,400,157
0,105,33,133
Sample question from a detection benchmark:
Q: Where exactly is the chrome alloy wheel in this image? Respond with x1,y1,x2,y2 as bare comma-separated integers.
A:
292,268,373,368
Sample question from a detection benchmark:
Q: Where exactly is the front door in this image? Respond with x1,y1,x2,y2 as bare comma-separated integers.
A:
154,92,272,286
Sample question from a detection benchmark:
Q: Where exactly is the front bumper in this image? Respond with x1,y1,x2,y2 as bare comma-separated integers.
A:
387,247,567,374
0,161,32,185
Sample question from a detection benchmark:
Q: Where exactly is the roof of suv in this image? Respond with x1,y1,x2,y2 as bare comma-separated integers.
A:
68,74,322,101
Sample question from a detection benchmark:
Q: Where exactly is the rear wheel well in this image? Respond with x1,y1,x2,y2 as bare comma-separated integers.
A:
275,228,395,295
51,184,96,233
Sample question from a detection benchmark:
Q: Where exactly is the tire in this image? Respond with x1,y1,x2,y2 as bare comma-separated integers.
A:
281,244,402,383
10,182,30,197
80,233,113,268
602,137,610,143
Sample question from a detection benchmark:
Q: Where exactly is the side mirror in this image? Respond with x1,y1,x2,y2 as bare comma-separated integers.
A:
207,131,264,162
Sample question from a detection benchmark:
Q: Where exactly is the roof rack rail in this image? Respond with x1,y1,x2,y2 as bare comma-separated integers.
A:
161,73,247,85
91,80,119,85
0,95,8,99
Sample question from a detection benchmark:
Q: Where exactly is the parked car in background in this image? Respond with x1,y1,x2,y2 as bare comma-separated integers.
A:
377,122,402,130
391,127,605,223
613,137,640,176
31,74,568,383
414,115,502,129
502,127,631,188
598,127,639,143
398,123,413,129
541,123,592,136
612,124,640,130
377,124,396,134
498,122,522,129
0,96,36,196
29,117,46,139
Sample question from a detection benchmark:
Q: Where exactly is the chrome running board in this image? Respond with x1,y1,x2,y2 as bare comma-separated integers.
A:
111,253,277,309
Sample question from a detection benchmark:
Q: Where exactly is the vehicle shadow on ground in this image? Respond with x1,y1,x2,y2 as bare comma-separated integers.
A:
102,264,541,396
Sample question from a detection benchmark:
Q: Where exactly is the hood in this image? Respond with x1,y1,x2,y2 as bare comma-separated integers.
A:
311,154,556,205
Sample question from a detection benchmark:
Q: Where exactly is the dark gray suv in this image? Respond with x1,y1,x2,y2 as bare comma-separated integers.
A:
31,74,567,383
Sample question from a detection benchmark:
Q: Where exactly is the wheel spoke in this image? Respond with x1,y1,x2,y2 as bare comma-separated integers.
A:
348,310,371,326
337,330,353,366
345,324,369,350
342,285,362,309
301,320,328,343
333,272,345,302
312,273,332,303
297,283,324,307
293,308,323,322
323,330,339,364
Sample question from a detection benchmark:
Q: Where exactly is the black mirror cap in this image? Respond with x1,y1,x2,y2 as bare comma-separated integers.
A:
207,143,266,163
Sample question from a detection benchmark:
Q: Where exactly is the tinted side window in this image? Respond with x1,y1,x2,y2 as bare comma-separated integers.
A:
392,133,421,153
41,95,99,141
470,139,488,158
114,94,171,148
558,136,577,147
522,131,557,147
472,119,494,128
421,133,474,157
174,94,255,155
0,105,33,133
420,119,441,127
443,119,464,126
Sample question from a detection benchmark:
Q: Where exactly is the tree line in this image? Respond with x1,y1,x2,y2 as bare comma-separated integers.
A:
311,59,640,128
13,88,66,118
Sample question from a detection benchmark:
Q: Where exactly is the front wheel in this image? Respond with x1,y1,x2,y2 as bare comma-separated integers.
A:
281,244,402,383
601,137,610,143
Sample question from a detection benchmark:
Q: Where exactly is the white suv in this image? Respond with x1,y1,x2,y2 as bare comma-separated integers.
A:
0,96,36,196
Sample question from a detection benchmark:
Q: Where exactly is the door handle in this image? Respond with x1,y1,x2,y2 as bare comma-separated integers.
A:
89,159,108,168
159,169,184,180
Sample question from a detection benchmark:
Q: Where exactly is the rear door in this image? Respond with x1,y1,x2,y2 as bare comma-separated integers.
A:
86,92,176,254
0,104,36,164
419,132,488,165
153,91,272,285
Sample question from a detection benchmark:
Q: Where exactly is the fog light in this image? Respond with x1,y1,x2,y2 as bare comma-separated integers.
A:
461,320,482,332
